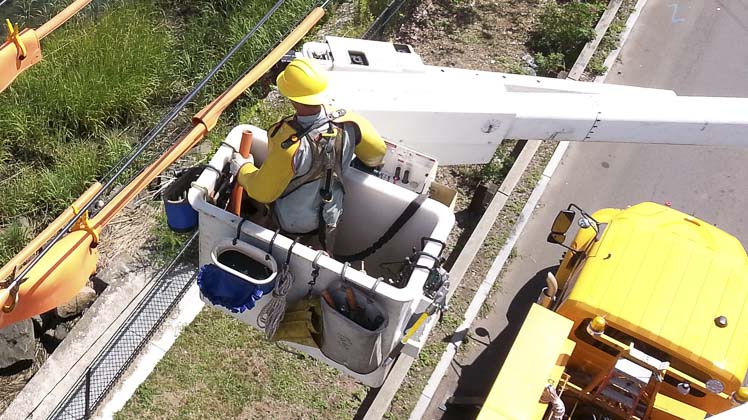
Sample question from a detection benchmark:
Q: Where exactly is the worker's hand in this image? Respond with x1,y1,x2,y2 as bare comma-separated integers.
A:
351,157,381,176
230,152,254,174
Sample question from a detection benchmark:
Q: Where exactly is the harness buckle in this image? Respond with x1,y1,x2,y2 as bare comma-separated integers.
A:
321,130,337,138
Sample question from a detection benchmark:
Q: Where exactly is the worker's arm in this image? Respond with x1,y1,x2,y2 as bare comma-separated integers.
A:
342,112,386,167
236,125,298,204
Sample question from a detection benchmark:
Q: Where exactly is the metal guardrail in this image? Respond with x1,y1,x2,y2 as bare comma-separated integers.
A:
49,232,198,420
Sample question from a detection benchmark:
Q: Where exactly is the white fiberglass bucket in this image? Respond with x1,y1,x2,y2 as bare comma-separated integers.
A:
188,125,454,386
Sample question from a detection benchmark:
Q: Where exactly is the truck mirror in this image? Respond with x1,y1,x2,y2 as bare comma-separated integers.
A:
551,210,575,234
547,232,566,245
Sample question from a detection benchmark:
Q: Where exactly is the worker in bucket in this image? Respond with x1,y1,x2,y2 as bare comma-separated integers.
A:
232,57,386,254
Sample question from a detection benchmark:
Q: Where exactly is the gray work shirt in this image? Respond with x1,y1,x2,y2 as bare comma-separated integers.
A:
273,110,357,234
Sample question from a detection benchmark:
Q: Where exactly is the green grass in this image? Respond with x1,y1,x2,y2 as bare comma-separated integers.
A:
460,140,518,184
0,222,31,265
0,0,318,265
6,4,175,140
0,2,172,220
527,0,606,75
150,212,193,261
156,0,319,100
118,308,364,419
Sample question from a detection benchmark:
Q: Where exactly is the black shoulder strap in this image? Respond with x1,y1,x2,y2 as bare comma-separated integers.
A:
269,114,299,138
337,194,427,262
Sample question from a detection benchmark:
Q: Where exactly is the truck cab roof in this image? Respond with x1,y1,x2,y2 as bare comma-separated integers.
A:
565,202,748,388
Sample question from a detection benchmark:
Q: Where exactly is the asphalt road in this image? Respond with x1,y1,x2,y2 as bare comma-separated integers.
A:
425,0,748,418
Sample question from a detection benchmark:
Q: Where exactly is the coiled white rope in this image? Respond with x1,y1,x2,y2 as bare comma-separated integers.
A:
258,239,297,339
258,265,294,339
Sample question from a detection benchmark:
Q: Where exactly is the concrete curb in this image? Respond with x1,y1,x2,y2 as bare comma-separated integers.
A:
408,0,651,417
595,0,651,83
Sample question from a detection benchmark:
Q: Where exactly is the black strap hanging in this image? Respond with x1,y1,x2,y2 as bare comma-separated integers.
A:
233,219,250,245
337,194,427,263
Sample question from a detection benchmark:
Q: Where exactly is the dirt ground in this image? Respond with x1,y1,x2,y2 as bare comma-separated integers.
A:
397,0,542,72
394,0,548,264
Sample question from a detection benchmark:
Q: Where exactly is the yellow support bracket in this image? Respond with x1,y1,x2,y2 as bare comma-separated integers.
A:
71,205,100,247
0,266,25,313
5,19,27,60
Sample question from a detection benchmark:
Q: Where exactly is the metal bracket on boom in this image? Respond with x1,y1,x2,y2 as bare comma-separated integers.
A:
72,205,100,248
0,267,26,313
5,19,27,60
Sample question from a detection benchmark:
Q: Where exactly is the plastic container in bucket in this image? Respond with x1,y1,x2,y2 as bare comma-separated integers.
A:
197,239,278,313
164,167,203,232
320,283,388,374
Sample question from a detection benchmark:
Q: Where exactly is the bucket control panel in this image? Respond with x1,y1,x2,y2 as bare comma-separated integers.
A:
377,141,437,194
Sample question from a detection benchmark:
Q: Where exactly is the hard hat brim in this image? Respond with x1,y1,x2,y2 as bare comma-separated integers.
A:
285,90,328,106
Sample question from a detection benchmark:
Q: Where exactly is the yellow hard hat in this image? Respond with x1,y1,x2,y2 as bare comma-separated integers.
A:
276,58,328,105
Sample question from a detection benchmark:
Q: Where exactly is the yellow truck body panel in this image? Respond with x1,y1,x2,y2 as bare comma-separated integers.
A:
478,304,576,420
652,392,707,419
558,202,748,412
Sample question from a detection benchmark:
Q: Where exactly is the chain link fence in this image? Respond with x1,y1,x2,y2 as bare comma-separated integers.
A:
49,232,198,420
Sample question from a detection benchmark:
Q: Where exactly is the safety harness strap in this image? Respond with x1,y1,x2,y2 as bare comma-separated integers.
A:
318,204,329,252
337,194,427,263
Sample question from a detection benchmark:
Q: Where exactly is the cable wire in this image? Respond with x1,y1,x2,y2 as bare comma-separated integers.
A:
363,0,410,40
7,0,289,290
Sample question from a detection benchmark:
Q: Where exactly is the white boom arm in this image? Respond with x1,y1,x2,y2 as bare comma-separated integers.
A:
299,37,748,165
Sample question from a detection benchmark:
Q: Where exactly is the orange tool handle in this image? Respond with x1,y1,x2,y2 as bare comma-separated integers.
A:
229,130,253,215
322,290,335,308
344,286,358,312
36,0,94,39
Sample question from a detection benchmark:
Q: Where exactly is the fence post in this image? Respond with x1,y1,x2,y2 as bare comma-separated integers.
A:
84,368,92,419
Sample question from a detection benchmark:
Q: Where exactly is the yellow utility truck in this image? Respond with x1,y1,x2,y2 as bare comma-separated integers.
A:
480,202,748,420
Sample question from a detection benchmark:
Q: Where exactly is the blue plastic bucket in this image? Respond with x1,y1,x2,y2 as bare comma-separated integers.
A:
164,198,198,232
198,240,278,313
163,167,203,233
